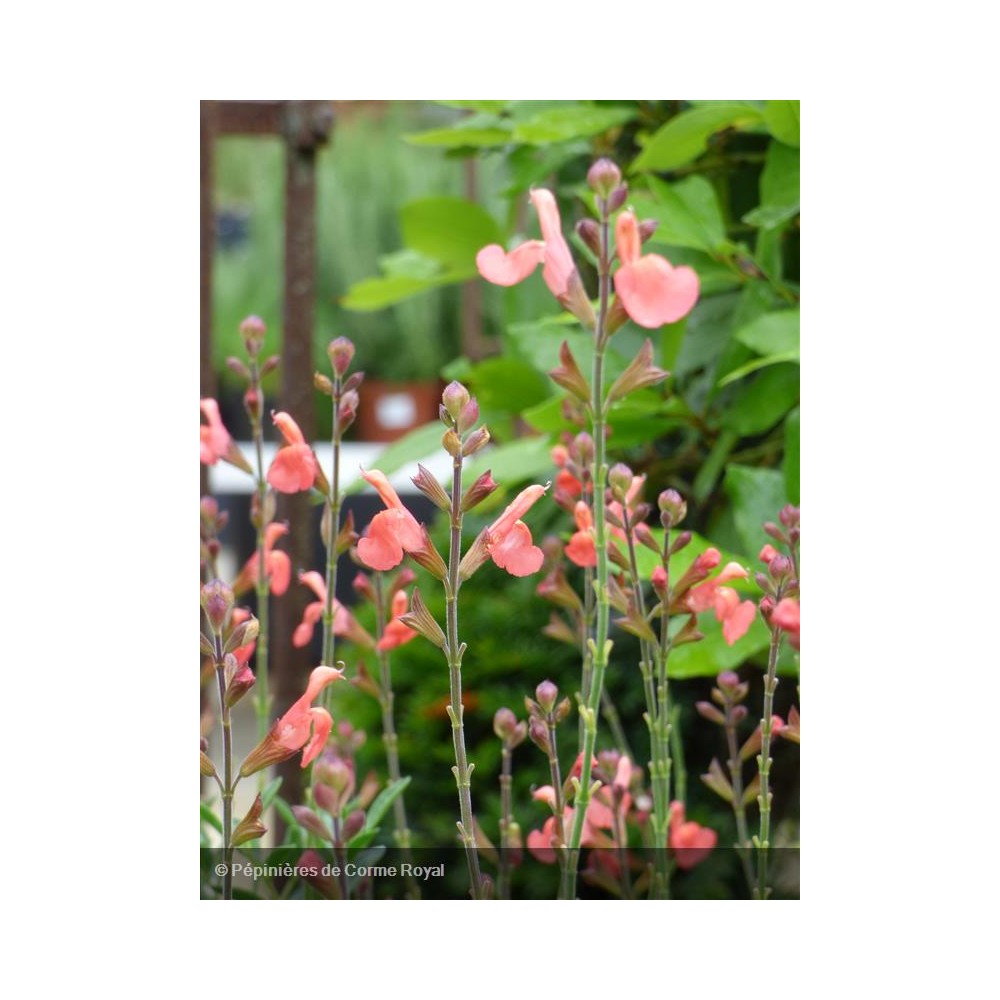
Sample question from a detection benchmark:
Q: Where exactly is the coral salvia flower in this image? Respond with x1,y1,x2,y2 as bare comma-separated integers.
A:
239,666,344,776
565,501,597,568
200,399,252,472
234,521,291,596
687,561,755,646
377,590,418,651
476,189,594,325
525,785,611,864
267,411,318,493
485,484,548,577
356,468,425,572
613,210,700,328
668,801,717,870
292,571,370,649
771,597,800,650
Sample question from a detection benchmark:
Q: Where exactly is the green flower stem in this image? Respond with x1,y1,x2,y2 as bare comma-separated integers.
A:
561,213,613,900
321,372,343,682
445,450,484,899
373,572,419,899
330,814,350,900
213,637,234,900
580,564,594,747
498,743,514,900
247,373,271,750
624,510,671,899
546,718,566,849
755,626,784,899
725,705,755,892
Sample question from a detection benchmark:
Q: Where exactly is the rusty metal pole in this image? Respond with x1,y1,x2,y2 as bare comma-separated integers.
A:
273,100,335,812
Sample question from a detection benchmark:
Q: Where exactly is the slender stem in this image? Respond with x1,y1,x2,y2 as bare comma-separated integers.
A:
755,626,784,899
546,719,566,847
330,815,350,900
213,637,234,900
248,377,271,750
725,707,755,892
445,451,484,899
322,373,343,678
498,744,513,900
373,572,419,899
562,212,612,900
580,562,594,747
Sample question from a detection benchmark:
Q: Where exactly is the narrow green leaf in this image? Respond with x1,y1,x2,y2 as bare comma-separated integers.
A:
734,309,800,356
361,777,412,835
717,350,800,386
435,100,508,113
340,273,451,311
693,429,739,502
200,803,223,835
512,105,635,144
784,406,800,505
763,100,800,147
721,363,799,436
403,127,512,148
260,776,283,811
744,140,799,230
633,103,764,171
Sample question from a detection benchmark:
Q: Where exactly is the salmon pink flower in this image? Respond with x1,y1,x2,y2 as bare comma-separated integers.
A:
771,597,800,650
476,189,594,326
239,665,344,776
565,501,597,568
687,561,755,646
267,411,318,493
613,210,700,328
668,801,717,870
200,399,252,472
377,590,418,651
234,521,291,596
485,484,548,577
292,571,372,649
356,469,425,572
525,785,613,864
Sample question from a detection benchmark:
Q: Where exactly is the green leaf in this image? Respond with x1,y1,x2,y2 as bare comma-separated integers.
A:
404,127,512,148
462,357,550,415
667,615,772,679
763,100,800,147
784,406,800,505
734,309,800,356
633,103,764,171
636,176,728,253
693,429,739,503
346,422,446,493
340,272,451,311
721,363,799,436
400,197,502,273
464,435,556,487
200,803,223,835
717,350,801,386
512,105,635,144
724,465,788,558
743,141,800,230
357,777,412,840
260,776,283,812
435,100,508,113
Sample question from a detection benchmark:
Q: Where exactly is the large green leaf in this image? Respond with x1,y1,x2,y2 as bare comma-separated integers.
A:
512,105,636,144
462,357,550,414
763,100,800,147
404,127,512,148
721,363,800,436
340,272,452,311
667,614,772,679
784,406,800,505
400,197,502,272
743,141,800,230
464,435,556,487
724,465,788,558
633,102,764,171
636,176,728,253
734,309,800,356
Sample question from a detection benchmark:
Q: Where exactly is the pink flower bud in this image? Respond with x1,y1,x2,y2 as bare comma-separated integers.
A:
535,680,559,713
494,708,519,742
658,488,687,527
328,336,355,376
201,579,234,634
575,218,601,255
587,158,622,197
442,381,471,422
239,314,266,356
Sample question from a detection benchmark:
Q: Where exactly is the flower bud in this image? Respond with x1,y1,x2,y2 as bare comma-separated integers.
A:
201,579,234,635
314,372,333,396
338,389,359,430
461,470,499,512
352,571,375,603
670,530,693,556
554,697,572,725
243,386,262,423
442,428,462,457
240,315,266,356
638,219,659,244
535,680,559,713
442,381,471,423
343,809,366,841
200,750,216,777
225,615,260,654
651,565,668,597
575,218,601,255
224,663,256,707
608,463,634,502
549,340,591,403
232,794,267,846
764,521,788,544
606,185,628,213
226,356,251,379
769,554,792,582
260,355,281,377
494,707,519,742
293,804,334,841
328,336,355,376
779,504,800,529
695,701,726,726
457,397,480,435
397,586,447,648
462,426,491,457
587,158,622,198
528,717,551,755
343,371,364,394
658,489,687,528
412,464,451,512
